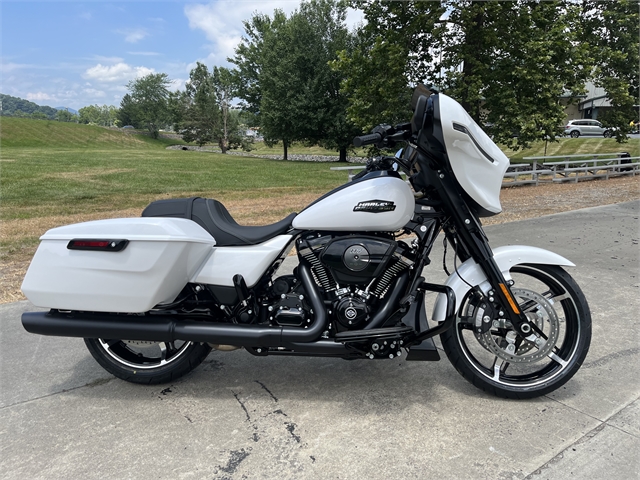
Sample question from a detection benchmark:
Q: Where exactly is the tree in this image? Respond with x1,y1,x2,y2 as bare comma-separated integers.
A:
446,1,591,147
232,0,359,161
125,73,172,138
294,0,361,162
334,1,444,132
580,0,639,141
230,13,274,118
79,105,119,126
234,9,297,158
212,66,239,153
56,109,77,122
340,1,592,149
174,62,220,146
173,63,248,152
118,94,138,128
333,37,414,133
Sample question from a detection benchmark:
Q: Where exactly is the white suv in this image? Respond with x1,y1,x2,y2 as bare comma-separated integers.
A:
564,119,615,138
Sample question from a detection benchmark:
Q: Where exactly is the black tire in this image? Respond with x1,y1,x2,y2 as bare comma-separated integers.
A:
84,338,212,384
441,264,591,399
570,130,580,138
603,130,613,138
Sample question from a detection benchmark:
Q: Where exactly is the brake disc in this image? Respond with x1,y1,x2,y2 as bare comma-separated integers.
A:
474,288,560,363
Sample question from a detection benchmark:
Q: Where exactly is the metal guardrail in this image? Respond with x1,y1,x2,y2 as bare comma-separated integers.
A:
331,153,639,186
504,153,638,186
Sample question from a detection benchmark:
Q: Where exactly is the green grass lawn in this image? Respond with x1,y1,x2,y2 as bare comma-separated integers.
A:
1,147,350,220
0,117,183,149
0,117,348,221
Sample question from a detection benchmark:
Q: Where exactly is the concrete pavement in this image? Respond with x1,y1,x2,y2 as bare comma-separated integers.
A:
1,201,638,479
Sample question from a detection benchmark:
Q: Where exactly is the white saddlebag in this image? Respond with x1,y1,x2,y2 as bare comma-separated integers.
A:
21,218,215,313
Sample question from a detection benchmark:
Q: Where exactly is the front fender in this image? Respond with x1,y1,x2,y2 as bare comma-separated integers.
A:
431,245,574,322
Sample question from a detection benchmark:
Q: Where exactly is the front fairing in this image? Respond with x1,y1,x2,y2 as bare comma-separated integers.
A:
412,92,510,216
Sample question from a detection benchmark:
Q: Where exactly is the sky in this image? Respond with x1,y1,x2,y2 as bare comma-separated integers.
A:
1,1,364,111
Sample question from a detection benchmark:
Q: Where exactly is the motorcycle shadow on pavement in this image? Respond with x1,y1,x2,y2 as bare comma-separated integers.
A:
57,342,561,411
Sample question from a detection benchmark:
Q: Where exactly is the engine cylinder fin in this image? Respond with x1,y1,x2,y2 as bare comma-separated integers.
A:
371,256,412,298
298,245,337,292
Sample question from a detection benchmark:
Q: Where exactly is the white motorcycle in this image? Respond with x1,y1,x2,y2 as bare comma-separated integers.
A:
21,85,591,399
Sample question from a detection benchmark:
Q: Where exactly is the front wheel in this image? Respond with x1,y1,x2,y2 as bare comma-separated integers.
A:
603,130,613,138
85,338,212,384
441,264,591,399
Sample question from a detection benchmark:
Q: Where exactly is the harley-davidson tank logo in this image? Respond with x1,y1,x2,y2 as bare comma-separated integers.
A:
353,200,396,213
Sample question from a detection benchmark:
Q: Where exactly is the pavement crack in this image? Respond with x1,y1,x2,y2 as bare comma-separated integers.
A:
524,423,607,479
0,378,113,410
525,394,640,478
547,393,640,425
232,390,251,422
255,380,278,402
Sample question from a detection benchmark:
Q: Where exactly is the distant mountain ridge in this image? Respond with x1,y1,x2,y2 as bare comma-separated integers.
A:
55,106,78,115
0,94,62,119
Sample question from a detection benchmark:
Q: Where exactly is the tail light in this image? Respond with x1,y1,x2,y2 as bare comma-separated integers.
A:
67,239,129,252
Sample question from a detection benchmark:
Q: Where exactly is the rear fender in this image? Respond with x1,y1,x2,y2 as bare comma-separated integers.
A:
432,245,575,322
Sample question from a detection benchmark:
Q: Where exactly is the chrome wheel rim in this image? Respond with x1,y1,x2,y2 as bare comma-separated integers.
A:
456,266,581,389
97,339,193,370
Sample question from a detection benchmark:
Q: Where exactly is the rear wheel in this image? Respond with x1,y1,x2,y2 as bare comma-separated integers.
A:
441,264,591,399
570,130,580,138
85,338,212,384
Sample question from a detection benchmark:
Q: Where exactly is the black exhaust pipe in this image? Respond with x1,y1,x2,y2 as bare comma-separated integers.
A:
364,271,410,330
22,262,326,348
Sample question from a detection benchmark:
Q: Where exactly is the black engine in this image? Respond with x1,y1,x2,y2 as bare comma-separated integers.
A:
291,233,416,331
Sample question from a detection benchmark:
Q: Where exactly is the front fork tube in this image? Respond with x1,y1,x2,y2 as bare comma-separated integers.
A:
476,256,539,338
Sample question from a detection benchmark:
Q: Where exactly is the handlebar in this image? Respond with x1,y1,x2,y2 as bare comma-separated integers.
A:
352,122,412,148
353,133,382,147
352,122,415,178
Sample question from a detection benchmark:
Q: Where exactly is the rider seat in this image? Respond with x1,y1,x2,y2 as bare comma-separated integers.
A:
141,197,297,247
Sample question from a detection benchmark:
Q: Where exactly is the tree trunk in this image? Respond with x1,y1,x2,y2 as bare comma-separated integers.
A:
283,139,288,161
338,147,347,162
222,102,229,154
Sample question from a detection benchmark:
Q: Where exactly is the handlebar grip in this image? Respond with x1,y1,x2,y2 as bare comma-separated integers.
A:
353,133,382,147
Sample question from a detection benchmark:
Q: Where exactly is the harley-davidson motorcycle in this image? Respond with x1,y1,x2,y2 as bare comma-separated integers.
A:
21,85,591,399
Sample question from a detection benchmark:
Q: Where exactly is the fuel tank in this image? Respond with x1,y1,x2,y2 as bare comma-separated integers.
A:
292,173,415,231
